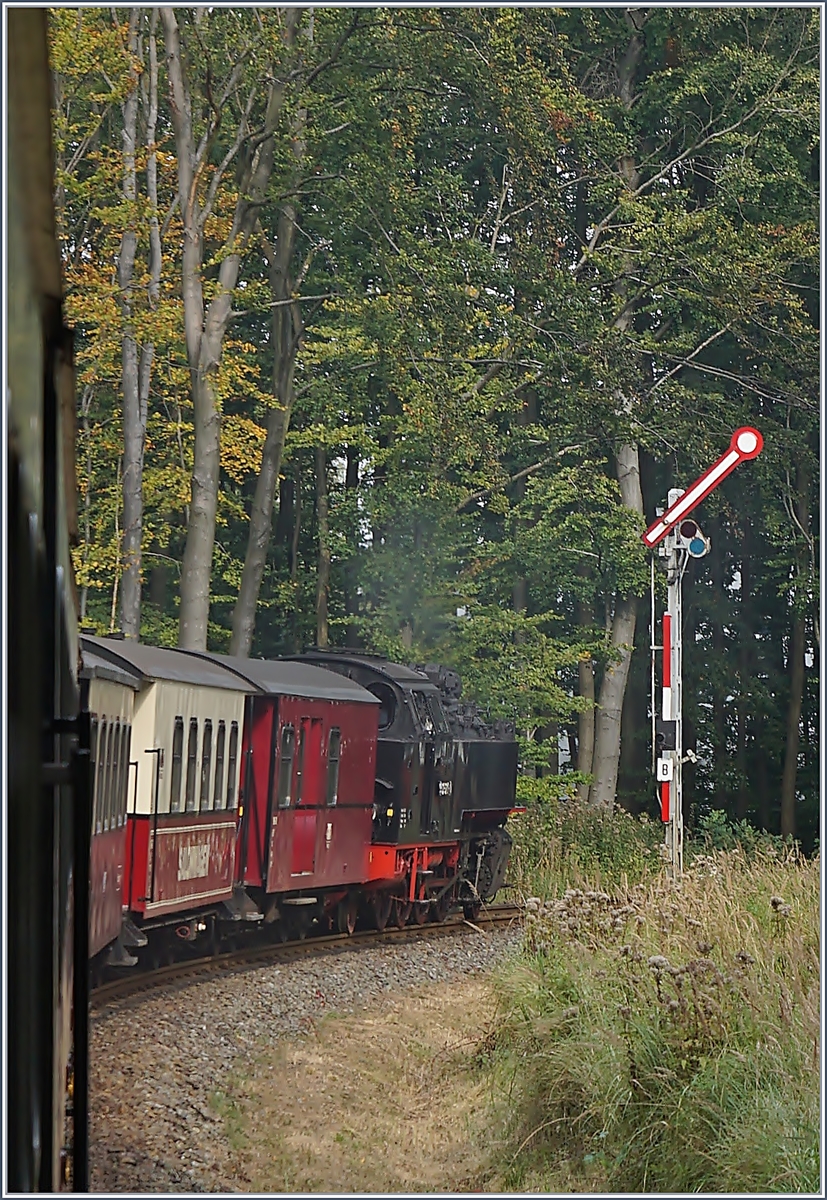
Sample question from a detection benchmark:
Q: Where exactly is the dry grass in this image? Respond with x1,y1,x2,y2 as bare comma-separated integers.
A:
490,845,820,1193
212,980,516,1194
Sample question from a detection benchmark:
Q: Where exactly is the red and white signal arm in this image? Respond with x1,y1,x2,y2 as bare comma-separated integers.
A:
643,427,763,549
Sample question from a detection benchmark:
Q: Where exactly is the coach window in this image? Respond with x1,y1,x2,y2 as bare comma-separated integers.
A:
93,718,104,833
185,718,199,812
226,721,239,809
295,726,306,805
113,724,122,826
116,723,129,826
200,719,213,811
367,682,396,731
411,690,435,735
213,720,226,811
104,722,117,831
169,716,184,813
427,695,449,734
276,725,295,808
326,728,341,807
89,717,99,832
110,722,122,831
112,720,122,825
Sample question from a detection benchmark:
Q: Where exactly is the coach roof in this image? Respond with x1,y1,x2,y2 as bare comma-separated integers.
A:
80,645,142,690
190,652,380,705
80,636,251,692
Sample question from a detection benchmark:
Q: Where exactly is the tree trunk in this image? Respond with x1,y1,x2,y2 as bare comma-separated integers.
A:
79,386,94,623
576,588,595,803
780,605,805,839
230,99,306,656
756,720,772,831
344,446,362,647
618,610,649,812
110,457,122,632
588,15,646,806
780,462,809,839
161,5,297,649
590,594,639,807
736,540,751,819
120,9,161,641
315,445,330,648
711,515,728,809
118,10,142,639
290,456,303,653
590,452,644,806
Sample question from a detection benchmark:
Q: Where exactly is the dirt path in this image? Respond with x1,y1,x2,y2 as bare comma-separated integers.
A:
214,978,508,1193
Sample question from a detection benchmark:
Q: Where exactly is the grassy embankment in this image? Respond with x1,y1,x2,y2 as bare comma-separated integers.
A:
488,799,820,1193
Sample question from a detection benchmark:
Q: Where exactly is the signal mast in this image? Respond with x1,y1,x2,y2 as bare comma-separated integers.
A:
643,427,764,881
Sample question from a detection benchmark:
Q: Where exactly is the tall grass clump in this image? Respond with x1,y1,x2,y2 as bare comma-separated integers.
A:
489,845,820,1193
508,784,663,897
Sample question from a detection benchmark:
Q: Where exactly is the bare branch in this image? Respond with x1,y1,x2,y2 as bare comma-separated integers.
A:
455,452,581,513
300,11,361,89
639,323,734,400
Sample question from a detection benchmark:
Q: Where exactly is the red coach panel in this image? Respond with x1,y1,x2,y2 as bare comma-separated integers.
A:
131,812,238,917
89,826,126,958
200,656,379,901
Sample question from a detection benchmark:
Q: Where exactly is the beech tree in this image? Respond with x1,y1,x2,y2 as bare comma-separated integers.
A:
160,6,299,649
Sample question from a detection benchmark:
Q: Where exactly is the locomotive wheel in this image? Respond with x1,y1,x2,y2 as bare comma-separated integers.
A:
410,900,430,926
337,895,358,936
463,901,482,922
372,891,393,932
431,891,452,923
393,898,412,928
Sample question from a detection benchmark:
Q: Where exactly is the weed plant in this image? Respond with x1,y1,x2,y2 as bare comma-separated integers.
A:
507,789,663,897
490,842,820,1193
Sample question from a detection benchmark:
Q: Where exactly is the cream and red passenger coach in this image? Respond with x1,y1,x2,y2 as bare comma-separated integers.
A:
82,637,250,930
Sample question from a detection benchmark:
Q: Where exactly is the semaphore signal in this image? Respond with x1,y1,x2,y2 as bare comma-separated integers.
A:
645,426,764,881
643,427,764,548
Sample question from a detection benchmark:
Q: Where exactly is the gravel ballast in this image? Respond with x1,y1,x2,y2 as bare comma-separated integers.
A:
90,924,521,1193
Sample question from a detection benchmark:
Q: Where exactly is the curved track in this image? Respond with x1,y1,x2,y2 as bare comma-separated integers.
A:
91,903,523,1008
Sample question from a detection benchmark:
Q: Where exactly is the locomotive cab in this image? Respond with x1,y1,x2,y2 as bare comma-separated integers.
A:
292,653,456,846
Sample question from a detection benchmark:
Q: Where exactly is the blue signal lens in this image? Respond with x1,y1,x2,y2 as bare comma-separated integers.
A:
689,536,706,556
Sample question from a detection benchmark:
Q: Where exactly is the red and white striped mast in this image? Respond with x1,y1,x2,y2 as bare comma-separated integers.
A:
643,427,763,881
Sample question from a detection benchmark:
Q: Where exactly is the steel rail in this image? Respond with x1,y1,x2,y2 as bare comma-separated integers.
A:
90,903,523,1008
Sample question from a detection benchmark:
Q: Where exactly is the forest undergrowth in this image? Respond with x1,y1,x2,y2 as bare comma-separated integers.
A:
487,802,820,1193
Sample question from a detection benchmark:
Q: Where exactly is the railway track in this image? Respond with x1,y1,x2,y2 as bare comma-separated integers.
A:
90,902,524,1008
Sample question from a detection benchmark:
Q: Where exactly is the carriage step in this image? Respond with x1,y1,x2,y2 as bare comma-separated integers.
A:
121,916,148,948
220,888,264,923
106,938,138,969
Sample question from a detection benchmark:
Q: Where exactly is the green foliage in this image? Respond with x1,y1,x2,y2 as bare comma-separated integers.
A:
508,796,663,898
692,807,794,858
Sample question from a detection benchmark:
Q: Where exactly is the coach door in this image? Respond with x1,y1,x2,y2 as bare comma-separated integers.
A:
290,717,323,876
